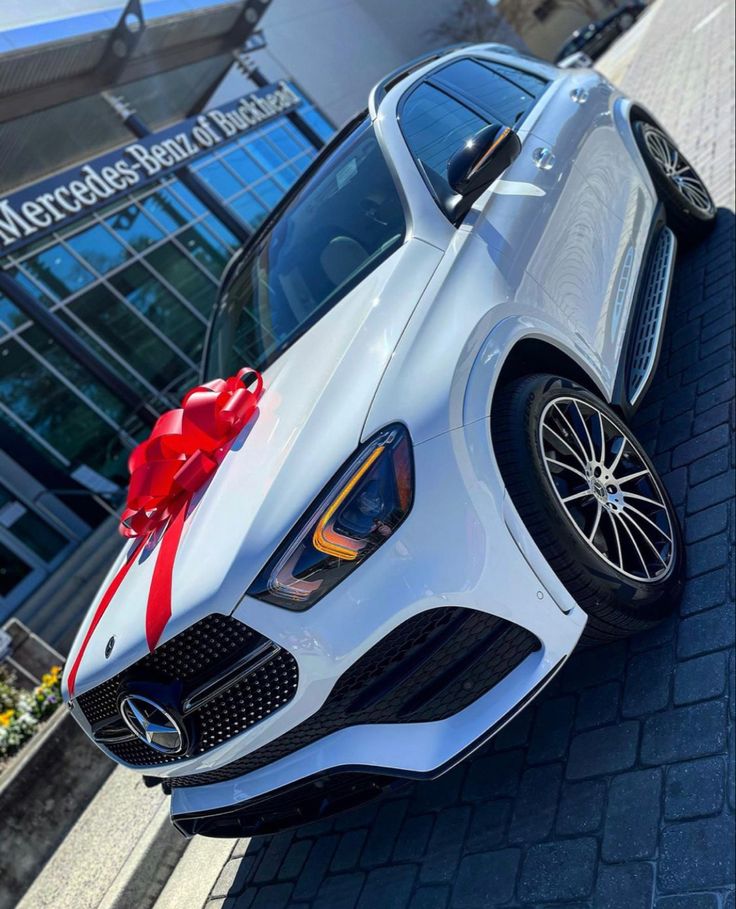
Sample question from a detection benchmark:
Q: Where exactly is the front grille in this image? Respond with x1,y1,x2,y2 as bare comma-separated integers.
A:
172,607,540,789
628,226,676,403
76,614,298,767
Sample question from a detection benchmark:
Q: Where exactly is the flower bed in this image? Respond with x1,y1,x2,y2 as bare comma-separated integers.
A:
0,664,62,762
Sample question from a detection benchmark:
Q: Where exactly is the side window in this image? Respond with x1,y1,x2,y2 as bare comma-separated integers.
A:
400,83,489,201
486,63,548,100
432,59,545,126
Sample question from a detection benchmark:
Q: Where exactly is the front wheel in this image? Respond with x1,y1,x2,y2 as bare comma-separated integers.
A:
634,119,716,243
492,374,684,644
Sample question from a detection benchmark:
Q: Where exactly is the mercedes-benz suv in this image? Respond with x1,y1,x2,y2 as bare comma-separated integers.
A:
63,43,716,837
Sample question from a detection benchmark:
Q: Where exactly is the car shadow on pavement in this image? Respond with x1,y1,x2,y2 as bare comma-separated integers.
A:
210,209,735,909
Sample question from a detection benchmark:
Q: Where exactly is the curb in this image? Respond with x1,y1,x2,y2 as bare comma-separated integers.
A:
98,798,189,909
153,833,239,909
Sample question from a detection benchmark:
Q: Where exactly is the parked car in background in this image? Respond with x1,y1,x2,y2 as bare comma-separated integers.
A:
555,2,647,63
557,50,594,69
64,41,716,838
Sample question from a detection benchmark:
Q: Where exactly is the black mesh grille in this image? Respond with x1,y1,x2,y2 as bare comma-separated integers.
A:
76,614,298,767
172,608,540,789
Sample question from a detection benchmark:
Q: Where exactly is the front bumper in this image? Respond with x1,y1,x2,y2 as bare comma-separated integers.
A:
165,417,587,832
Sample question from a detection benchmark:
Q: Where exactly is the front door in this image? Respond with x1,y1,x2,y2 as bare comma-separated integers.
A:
526,69,656,379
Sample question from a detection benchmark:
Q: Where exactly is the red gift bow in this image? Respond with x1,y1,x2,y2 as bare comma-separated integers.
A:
66,368,263,697
121,367,263,538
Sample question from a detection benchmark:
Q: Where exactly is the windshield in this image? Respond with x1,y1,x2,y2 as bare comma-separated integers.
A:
204,121,406,378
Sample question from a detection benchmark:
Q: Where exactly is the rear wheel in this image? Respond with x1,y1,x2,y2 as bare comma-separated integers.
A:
634,120,716,243
493,374,684,644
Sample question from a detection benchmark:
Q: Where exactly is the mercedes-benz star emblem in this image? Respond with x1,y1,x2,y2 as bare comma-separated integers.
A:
119,695,185,755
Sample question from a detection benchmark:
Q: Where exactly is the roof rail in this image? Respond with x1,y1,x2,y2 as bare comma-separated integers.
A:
369,43,470,116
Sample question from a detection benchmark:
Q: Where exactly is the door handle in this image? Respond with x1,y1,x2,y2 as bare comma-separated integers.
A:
532,147,556,171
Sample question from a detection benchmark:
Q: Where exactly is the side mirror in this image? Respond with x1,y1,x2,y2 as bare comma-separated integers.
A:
446,124,522,221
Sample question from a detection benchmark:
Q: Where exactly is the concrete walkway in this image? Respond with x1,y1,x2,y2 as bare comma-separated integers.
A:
18,768,187,909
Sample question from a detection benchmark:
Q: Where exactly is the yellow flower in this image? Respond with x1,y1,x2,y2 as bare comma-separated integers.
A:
41,674,54,687
0,709,15,727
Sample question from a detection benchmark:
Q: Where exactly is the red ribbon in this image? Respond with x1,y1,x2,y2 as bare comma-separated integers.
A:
66,368,263,697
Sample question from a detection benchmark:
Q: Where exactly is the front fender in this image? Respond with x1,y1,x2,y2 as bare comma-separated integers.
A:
463,316,611,429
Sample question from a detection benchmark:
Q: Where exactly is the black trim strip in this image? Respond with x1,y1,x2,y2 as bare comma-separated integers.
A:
170,655,567,833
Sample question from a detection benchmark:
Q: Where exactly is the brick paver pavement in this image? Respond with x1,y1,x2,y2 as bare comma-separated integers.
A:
203,1,735,905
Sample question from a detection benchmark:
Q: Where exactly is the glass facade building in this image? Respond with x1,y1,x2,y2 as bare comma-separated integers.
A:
0,68,332,614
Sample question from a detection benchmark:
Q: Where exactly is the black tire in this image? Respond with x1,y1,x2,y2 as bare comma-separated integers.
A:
634,119,716,244
492,374,684,645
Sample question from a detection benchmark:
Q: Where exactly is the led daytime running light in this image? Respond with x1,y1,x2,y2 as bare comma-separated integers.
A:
312,445,386,560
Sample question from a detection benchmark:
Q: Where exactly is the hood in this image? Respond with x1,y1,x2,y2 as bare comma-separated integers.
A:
65,238,443,700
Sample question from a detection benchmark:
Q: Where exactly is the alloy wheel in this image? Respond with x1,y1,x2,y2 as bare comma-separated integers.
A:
538,395,675,582
641,123,715,215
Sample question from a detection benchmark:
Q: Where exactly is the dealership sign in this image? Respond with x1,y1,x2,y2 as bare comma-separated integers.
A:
0,81,300,256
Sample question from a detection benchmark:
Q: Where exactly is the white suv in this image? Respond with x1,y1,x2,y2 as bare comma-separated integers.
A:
64,44,716,837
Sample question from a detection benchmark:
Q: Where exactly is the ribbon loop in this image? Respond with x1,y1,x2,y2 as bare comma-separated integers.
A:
120,368,263,539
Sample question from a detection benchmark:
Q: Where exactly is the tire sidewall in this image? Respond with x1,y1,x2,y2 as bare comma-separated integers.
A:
634,119,716,226
508,375,685,624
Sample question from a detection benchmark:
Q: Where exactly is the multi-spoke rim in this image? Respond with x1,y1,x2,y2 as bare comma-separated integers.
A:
642,124,715,215
539,396,675,583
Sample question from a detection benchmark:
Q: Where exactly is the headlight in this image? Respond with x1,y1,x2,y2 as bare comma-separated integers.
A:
248,424,413,610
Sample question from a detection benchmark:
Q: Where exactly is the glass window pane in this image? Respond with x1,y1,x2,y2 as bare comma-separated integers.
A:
139,188,191,232
104,204,165,252
57,312,152,400
0,293,29,331
401,84,488,198
177,224,232,280
273,162,302,191
225,147,266,185
298,105,335,142
252,179,284,210
168,182,208,218
267,125,307,158
196,160,242,200
203,214,238,250
6,268,55,308
109,261,206,352
433,59,534,125
63,285,190,391
246,136,286,171
0,336,129,482
20,324,128,422
488,63,548,98
65,223,130,274
21,244,95,299
205,122,405,378
142,245,217,319
0,542,32,596
0,489,67,561
231,192,267,230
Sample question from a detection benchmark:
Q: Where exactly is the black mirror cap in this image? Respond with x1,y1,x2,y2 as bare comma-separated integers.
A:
447,124,522,197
